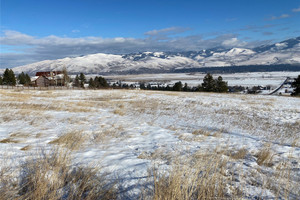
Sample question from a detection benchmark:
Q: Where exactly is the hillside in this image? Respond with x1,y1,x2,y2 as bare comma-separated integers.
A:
3,37,300,75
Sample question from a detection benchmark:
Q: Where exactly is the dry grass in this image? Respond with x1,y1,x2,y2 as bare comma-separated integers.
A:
20,145,32,151
0,102,92,113
49,131,87,151
0,138,20,143
138,148,174,164
0,148,116,200
255,144,274,167
10,132,31,138
92,125,125,143
113,108,125,116
192,128,211,136
146,152,235,200
230,147,248,160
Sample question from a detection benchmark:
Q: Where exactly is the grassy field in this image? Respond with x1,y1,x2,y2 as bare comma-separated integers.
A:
0,89,299,199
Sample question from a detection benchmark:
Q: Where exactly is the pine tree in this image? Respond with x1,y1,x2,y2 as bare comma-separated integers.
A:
73,75,80,87
79,73,86,88
291,75,300,96
215,76,228,93
98,76,108,87
10,69,16,86
25,74,31,86
0,76,3,85
18,72,26,85
173,81,182,91
202,73,215,92
3,68,10,85
88,78,95,88
183,83,189,91
3,68,16,86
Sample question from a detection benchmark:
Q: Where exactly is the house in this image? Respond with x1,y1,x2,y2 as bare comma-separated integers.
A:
31,76,50,87
35,71,65,86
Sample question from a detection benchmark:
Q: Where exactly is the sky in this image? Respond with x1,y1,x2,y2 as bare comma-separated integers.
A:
0,0,300,68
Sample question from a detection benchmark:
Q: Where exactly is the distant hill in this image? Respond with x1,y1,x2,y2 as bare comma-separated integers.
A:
2,37,300,75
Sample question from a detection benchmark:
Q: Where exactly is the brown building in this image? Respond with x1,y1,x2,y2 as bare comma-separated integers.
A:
34,71,65,86
31,76,50,87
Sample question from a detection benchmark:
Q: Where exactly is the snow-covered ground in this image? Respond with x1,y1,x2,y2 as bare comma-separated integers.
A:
0,89,299,199
104,71,300,88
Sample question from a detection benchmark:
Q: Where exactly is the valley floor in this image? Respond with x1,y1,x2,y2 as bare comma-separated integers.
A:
0,89,299,199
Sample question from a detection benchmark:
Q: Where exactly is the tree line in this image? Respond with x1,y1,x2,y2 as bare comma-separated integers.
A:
72,73,109,88
1,68,300,96
138,73,228,93
0,68,31,86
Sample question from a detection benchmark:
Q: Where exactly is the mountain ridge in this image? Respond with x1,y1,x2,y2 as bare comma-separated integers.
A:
2,37,300,75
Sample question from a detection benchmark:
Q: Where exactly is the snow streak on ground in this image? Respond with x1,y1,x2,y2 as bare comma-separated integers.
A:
0,89,300,199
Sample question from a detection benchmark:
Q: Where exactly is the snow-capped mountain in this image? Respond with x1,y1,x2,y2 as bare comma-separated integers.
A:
4,37,300,75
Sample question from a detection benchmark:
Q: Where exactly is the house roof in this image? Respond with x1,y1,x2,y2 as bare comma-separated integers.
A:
35,71,63,77
31,76,39,82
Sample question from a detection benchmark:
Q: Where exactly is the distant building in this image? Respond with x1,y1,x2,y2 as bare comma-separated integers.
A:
31,76,50,87
34,71,65,86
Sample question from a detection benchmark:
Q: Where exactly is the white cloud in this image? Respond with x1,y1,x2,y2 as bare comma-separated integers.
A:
222,38,247,47
0,30,35,45
0,30,262,68
71,30,80,33
267,14,290,21
292,7,300,12
144,27,190,37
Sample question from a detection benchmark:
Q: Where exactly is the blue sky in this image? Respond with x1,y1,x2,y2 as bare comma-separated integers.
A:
0,0,300,68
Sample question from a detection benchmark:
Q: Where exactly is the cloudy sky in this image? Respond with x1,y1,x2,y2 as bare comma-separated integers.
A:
0,0,300,68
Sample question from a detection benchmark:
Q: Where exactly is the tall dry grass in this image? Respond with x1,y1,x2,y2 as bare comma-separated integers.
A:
0,148,116,200
255,144,274,167
49,131,87,151
145,152,237,200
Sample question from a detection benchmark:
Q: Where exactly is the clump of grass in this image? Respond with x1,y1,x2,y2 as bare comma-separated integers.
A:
113,109,125,116
192,129,211,136
92,125,125,143
255,144,274,167
20,145,32,151
147,152,235,200
0,148,116,200
0,138,20,143
49,131,87,151
230,147,248,160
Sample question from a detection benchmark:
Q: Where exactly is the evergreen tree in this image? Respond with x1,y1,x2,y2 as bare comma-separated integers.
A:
79,73,86,88
18,72,26,85
2,68,10,85
25,74,31,86
215,76,228,93
183,83,189,91
291,75,300,96
9,69,16,86
94,76,100,88
0,76,2,85
98,76,108,87
173,81,182,91
140,83,146,89
3,68,16,86
73,75,80,87
202,73,216,92
88,78,95,88
93,76,109,88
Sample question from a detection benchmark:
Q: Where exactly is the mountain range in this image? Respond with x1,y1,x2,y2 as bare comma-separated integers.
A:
3,37,300,75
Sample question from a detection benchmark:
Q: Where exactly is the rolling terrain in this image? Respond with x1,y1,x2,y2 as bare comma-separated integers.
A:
3,37,300,75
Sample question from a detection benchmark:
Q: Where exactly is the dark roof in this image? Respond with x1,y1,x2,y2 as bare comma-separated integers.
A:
35,71,63,77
